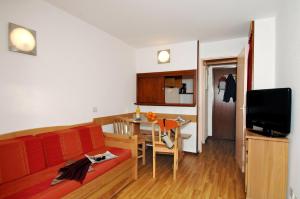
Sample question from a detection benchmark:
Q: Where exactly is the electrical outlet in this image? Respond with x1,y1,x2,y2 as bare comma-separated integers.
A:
290,188,298,199
92,106,98,113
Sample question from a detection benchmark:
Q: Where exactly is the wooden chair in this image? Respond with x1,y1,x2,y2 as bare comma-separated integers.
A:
113,119,146,165
152,119,180,180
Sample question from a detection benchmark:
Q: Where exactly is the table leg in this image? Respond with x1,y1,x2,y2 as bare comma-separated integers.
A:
133,123,141,136
178,130,184,162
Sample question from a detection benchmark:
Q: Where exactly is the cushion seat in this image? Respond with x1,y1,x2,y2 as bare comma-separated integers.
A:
1,147,131,199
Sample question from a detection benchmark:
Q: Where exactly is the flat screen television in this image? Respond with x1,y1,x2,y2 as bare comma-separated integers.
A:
246,88,292,137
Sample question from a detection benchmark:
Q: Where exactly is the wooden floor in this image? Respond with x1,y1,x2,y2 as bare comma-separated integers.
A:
114,139,245,199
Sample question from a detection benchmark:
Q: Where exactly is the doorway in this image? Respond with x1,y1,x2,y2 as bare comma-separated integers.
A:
211,67,236,140
199,50,248,173
212,66,236,140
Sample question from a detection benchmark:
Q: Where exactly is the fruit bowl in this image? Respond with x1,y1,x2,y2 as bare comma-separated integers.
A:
146,112,157,121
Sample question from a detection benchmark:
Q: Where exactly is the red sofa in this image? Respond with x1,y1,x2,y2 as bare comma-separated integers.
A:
0,123,137,199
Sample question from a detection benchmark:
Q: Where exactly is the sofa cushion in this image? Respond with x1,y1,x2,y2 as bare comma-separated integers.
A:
0,139,29,184
37,133,64,167
16,136,46,174
2,147,132,199
57,129,83,160
88,123,105,149
72,126,93,153
0,163,64,199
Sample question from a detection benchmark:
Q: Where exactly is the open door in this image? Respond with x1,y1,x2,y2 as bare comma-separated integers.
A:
235,46,249,172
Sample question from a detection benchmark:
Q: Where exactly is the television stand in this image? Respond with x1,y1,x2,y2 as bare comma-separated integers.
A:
245,130,288,198
249,129,287,138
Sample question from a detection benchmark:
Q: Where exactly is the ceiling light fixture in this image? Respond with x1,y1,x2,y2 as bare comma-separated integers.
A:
8,23,37,56
157,49,170,64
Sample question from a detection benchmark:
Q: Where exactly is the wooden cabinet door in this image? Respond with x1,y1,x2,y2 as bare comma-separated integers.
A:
212,68,236,140
137,76,164,104
246,136,288,199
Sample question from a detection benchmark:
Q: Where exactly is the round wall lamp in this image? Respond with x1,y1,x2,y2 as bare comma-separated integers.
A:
8,23,37,56
157,49,170,64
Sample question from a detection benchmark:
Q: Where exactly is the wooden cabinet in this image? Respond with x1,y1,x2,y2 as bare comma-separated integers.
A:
245,130,288,199
136,70,196,106
137,76,164,104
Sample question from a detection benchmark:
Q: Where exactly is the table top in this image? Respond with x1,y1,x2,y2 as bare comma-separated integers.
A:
122,115,191,127
121,115,192,140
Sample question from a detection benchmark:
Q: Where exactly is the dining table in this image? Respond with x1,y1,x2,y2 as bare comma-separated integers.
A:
120,115,192,160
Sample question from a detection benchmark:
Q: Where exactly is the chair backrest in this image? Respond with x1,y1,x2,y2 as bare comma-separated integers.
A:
113,118,133,136
152,119,180,150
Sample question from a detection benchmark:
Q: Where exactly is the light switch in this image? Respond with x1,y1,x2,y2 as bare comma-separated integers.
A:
92,107,98,113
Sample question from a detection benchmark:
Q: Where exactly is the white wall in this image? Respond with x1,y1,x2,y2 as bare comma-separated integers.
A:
253,17,276,89
0,0,136,134
200,37,248,59
199,37,247,142
276,0,300,198
136,41,197,73
135,41,198,153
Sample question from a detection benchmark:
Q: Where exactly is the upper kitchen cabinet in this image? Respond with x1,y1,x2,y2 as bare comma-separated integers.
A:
137,75,165,104
136,70,197,107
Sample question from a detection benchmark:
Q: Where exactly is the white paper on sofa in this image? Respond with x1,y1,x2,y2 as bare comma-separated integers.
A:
85,151,118,164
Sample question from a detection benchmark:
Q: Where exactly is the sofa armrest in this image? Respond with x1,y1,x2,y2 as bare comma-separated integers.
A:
103,133,138,179
103,133,137,158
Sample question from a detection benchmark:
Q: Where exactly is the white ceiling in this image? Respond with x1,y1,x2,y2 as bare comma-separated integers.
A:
44,0,282,48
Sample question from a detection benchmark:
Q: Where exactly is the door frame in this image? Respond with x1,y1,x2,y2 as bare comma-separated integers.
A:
198,57,238,148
